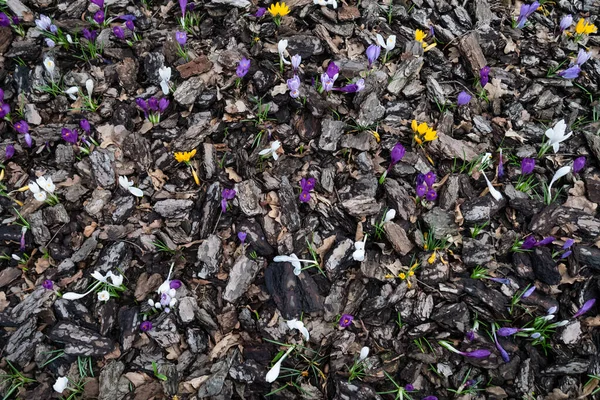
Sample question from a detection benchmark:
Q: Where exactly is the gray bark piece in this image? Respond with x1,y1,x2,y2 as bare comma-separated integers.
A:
278,177,301,232
211,0,250,7
84,188,112,217
48,322,115,356
154,199,194,219
387,57,424,95
319,119,346,151
236,180,263,217
9,287,54,324
178,297,199,324
203,143,216,179
98,361,125,400
147,314,180,347
223,256,260,303
341,195,381,217
71,236,98,263
197,234,222,279
95,241,132,274
7,0,32,20
357,92,385,126
173,112,216,151
90,150,116,188
384,222,413,256
29,210,51,245
458,32,487,77
43,204,70,225
174,76,204,106
5,317,43,367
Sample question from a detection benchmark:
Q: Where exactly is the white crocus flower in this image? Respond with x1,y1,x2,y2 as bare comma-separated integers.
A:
157,263,175,294
352,235,367,261
118,176,144,197
29,182,47,202
91,270,108,283
62,282,102,300
66,34,73,44
53,377,69,393
11,254,21,261
273,253,318,275
65,87,79,100
159,66,171,95
108,272,124,287
287,319,310,341
383,209,396,223
545,119,572,153
482,173,503,201
97,290,110,302
376,33,396,51
358,346,369,361
259,141,282,160
43,58,55,78
266,346,295,383
85,79,94,98
36,176,55,193
278,40,291,65
548,165,571,194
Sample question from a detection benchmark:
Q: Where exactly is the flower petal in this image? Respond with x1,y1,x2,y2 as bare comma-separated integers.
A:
128,186,144,197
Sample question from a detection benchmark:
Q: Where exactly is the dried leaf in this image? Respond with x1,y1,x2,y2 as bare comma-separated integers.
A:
35,257,51,274
209,333,240,360
271,83,288,97
558,263,585,285
505,128,527,143
484,78,507,100
149,169,168,191
0,292,9,312
316,235,336,257
124,372,152,388
84,222,98,237
225,167,242,183
59,269,83,286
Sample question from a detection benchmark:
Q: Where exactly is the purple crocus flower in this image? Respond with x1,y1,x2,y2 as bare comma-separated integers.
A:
120,14,137,21
299,191,310,202
462,349,491,358
390,143,406,167
170,280,182,289
576,49,592,66
13,120,28,134
126,20,135,31
416,173,425,186
339,314,354,328
321,74,334,92
424,171,436,187
140,320,153,332
326,61,339,81
221,188,236,213
23,134,32,148
158,98,169,113
425,189,437,202
148,97,159,111
535,236,555,246
521,236,537,249
82,28,98,41
287,75,301,98
93,10,105,24
516,1,540,29
336,79,365,93
404,384,414,392
5,144,15,159
465,330,475,341
493,333,510,363
522,286,536,298
61,128,79,144
175,31,187,46
498,149,504,179
291,54,301,71
255,7,267,17
90,0,104,8
49,24,58,33
480,66,491,87
236,58,251,78
416,184,427,197
300,177,316,192
179,0,188,17
521,157,535,175
238,231,247,243
558,65,581,79
573,299,595,318
136,98,149,117
563,239,575,249
42,279,54,290
488,277,510,285
457,91,472,106
45,38,56,48
80,119,91,133
0,12,10,27
572,156,586,173
160,292,171,306
113,26,125,40
497,327,520,336
0,103,9,119
366,44,381,68
559,15,573,32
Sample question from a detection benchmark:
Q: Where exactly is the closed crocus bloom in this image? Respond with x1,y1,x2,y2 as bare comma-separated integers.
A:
573,298,596,318
53,377,69,393
125,20,135,31
0,12,10,27
516,1,540,28
113,26,125,39
5,144,15,159
326,61,339,81
521,157,535,175
457,91,472,106
358,346,369,361
521,236,537,249
522,286,536,298
93,10,105,24
575,49,592,66
80,119,91,133
85,79,94,98
560,14,573,31
572,156,586,173
416,184,427,197
277,39,291,64
291,54,301,70
366,44,381,67
535,236,555,246
548,165,572,194
390,142,406,165
497,327,520,336
480,66,490,87
158,98,169,113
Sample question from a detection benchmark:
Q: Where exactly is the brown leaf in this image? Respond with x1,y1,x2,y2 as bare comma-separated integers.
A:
209,333,240,360
225,167,242,183
0,292,9,312
59,270,83,287
558,263,585,285
316,235,336,257
84,222,98,237
35,257,51,274
149,169,168,191
124,372,152,388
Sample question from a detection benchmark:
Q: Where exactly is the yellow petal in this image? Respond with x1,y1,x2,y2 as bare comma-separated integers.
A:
192,168,200,186
427,252,436,264
411,120,418,132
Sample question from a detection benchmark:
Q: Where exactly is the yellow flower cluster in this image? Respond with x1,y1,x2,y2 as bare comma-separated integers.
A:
174,149,196,163
575,18,597,35
385,262,418,289
415,29,436,51
411,120,438,145
268,2,290,17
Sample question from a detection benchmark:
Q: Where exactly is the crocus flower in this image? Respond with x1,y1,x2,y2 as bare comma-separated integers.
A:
221,188,236,212
126,20,135,31
326,61,339,81
493,331,510,363
118,176,144,197
522,286,536,298
80,120,91,133
339,314,354,328
424,171,436,187
0,103,9,119
259,141,282,160
535,236,554,246
176,31,187,46
43,280,54,290
35,14,52,31
573,299,595,318
480,66,491,87
405,384,414,392
0,12,10,27
287,319,310,341
13,120,28,135
498,149,504,179
148,97,158,111
438,340,491,358
140,321,153,332
390,143,406,166
179,0,188,17
457,91,472,106
558,65,581,79
53,377,69,393
136,98,149,117
255,7,267,17
358,346,369,361
45,38,56,48
273,253,318,275
287,75,301,98
575,18,598,35
236,58,251,78
516,1,540,29
238,231,247,243
482,173,503,201
158,98,169,113
545,120,572,153
82,29,98,42
352,235,367,261
291,54,301,71
366,44,381,68
416,184,427,197
560,15,573,32
97,290,110,301
548,165,572,194
277,39,291,65
93,10,105,24
321,74,334,92
425,189,437,202
61,128,78,144
522,236,537,249
336,79,365,93
376,33,396,61
5,144,14,159
576,49,592,66
572,156,586,173
465,331,475,341
488,277,510,284
521,158,535,175
299,177,315,203
29,182,47,202
90,0,104,7
497,327,520,336
266,346,295,383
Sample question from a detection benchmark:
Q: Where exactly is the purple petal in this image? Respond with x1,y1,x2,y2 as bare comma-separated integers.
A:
461,349,491,358
573,299,596,318
497,327,519,336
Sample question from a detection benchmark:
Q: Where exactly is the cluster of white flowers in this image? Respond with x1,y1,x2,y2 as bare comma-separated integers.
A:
62,270,125,301
65,79,94,101
29,176,56,202
148,263,181,313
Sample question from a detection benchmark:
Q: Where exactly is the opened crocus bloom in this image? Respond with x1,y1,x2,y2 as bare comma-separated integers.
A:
118,176,144,197
287,319,310,341
259,141,282,160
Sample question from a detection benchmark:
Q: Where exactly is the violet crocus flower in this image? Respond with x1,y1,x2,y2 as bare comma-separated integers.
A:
488,277,510,285
93,10,105,24
169,280,182,289
336,79,365,93
238,231,247,243
522,286,536,298
221,188,236,213
521,157,535,175
80,119,91,133
576,49,592,66
61,128,79,144
516,1,540,29
179,0,188,17
521,236,537,249
13,120,28,135
23,134,32,148
326,61,339,81
255,7,266,17
140,321,153,332
366,44,381,68
416,184,427,197
300,177,316,191
424,171,436,187
535,236,555,246
389,143,406,168
5,144,15,159
321,74,334,92
493,332,510,363
558,65,581,79
457,91,472,106
339,314,354,328
573,299,595,318
498,149,504,179
572,156,586,173
236,58,251,78
90,0,104,8
425,189,437,202
82,28,98,42
126,20,135,31
113,26,125,40
480,66,491,87
497,327,520,336
559,15,573,32
291,54,301,71
136,98,149,117
404,384,414,392
287,75,301,98
158,98,169,113
0,12,10,27
440,340,490,358
175,31,187,46
42,279,54,290
0,103,9,119
465,331,475,341
148,97,159,111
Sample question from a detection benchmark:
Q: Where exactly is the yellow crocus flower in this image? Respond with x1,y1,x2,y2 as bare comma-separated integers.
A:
268,2,290,17
575,18,597,35
415,29,426,43
174,149,197,164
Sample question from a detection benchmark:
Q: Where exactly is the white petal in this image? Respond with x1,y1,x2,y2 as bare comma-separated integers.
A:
168,288,177,297
277,39,288,55
91,270,107,283
273,255,294,263
387,35,396,51
293,265,302,275
548,165,572,193
384,209,396,223
483,173,503,201
29,182,41,193
544,127,557,142
34,192,47,202
272,152,279,160
118,176,131,189
159,66,171,82
169,298,177,307
352,249,365,261
160,80,170,95
258,148,271,156
553,119,566,136
359,346,369,361
128,186,144,197
62,292,88,300
376,34,386,48
85,79,94,97
148,299,155,307
271,141,282,151
53,377,69,393
36,176,47,189
110,274,124,286
266,360,282,383
552,142,560,153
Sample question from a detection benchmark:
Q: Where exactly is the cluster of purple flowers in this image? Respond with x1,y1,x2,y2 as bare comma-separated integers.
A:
0,89,10,119
416,171,437,201
558,49,593,80
221,188,236,213
299,177,316,203
236,58,251,79
135,97,169,123
82,28,98,42
515,1,540,29
521,235,554,250
480,66,491,87
320,61,365,93
34,14,58,33
113,15,137,40
13,120,32,148
0,12,19,27
61,119,93,146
